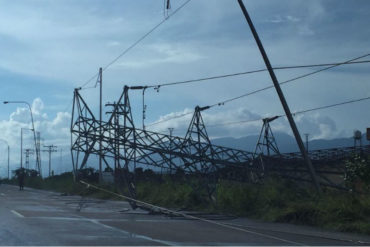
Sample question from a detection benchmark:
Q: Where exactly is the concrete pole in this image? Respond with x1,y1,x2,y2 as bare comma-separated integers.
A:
7,145,9,179
21,128,23,169
237,0,321,193
168,128,174,174
305,133,309,152
99,68,103,183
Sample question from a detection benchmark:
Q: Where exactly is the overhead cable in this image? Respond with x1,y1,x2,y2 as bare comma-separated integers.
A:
142,53,370,127
209,53,370,108
146,111,194,127
207,95,370,128
139,56,370,89
79,0,192,90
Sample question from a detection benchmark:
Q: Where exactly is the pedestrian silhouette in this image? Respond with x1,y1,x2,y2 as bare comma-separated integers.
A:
18,168,25,190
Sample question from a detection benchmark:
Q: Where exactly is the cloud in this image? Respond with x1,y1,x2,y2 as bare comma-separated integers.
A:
267,15,301,23
147,106,342,141
0,1,369,177
32,97,45,114
295,114,338,140
107,41,121,47
0,98,71,175
115,43,204,69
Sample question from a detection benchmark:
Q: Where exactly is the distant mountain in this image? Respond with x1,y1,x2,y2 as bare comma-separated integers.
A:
211,132,368,154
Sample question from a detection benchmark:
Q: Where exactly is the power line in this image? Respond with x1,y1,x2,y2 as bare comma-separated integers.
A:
143,59,370,89
145,53,370,127
209,53,370,108
146,111,193,127
207,95,370,128
80,0,192,90
291,95,370,116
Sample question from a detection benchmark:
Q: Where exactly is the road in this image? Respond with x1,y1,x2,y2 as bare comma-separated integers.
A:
1,184,369,246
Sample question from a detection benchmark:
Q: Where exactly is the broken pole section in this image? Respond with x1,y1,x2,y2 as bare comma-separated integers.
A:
236,0,321,193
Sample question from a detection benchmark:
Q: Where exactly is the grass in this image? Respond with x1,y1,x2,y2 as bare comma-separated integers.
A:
135,177,370,235
214,179,370,235
2,172,370,235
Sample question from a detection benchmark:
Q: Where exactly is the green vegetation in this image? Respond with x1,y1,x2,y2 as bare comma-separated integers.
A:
134,177,370,235
345,154,370,192
216,179,370,234
1,159,370,235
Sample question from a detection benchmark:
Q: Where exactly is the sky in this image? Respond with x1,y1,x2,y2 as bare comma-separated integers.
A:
0,0,369,177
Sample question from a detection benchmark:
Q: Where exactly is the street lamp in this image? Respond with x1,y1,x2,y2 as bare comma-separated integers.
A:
0,139,10,180
4,101,41,176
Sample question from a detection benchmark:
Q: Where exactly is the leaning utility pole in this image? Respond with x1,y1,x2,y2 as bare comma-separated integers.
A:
42,145,58,177
237,0,321,193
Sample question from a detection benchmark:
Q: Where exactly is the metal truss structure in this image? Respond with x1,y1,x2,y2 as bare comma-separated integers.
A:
254,116,281,157
71,85,369,204
253,116,370,190
263,145,370,190
71,86,259,203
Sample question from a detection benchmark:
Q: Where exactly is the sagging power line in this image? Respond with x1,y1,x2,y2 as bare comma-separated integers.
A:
141,58,370,90
209,53,370,108
79,0,192,90
207,95,370,128
145,53,370,128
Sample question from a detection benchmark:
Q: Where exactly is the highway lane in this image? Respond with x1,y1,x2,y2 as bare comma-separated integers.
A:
1,184,369,246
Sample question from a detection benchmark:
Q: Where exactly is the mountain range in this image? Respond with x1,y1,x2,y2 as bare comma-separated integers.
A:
212,132,368,153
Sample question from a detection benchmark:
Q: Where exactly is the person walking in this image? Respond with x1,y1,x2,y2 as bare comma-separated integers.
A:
18,168,25,190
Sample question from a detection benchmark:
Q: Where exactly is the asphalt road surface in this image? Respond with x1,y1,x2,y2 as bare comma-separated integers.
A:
1,184,370,246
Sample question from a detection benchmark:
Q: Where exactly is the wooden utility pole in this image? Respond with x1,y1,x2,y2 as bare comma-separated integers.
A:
42,145,57,177
237,0,321,193
7,145,9,179
99,67,103,183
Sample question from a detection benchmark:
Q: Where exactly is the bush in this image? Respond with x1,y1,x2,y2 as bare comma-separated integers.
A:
345,155,370,192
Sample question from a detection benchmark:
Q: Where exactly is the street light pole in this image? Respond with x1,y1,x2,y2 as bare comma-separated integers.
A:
4,101,41,176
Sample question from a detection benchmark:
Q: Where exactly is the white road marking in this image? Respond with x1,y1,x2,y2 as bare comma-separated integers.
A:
23,215,176,245
11,210,24,218
25,216,176,223
28,216,85,221
89,219,176,246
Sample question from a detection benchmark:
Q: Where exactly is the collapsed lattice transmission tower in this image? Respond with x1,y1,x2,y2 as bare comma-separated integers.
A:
71,84,365,205
71,86,258,204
